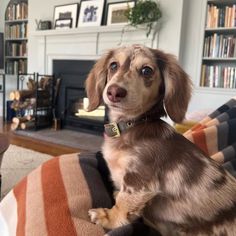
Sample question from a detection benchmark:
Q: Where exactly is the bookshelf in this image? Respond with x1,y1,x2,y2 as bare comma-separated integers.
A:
200,0,236,89
4,0,28,75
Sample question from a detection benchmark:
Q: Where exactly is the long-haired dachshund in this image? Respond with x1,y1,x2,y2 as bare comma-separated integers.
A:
86,45,236,235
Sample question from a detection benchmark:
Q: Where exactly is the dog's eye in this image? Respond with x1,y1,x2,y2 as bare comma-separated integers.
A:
141,66,153,78
110,62,118,72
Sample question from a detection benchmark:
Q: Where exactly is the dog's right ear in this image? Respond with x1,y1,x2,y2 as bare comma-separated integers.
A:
85,50,113,111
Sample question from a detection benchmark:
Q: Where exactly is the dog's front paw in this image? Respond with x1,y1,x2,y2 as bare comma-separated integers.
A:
88,208,110,228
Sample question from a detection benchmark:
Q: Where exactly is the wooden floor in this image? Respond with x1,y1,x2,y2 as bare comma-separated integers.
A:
0,118,82,156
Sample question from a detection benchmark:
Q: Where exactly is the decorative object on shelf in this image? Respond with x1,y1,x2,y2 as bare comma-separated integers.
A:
78,0,105,27
53,3,78,29
106,1,135,26
200,0,236,89
125,0,162,37
35,20,52,30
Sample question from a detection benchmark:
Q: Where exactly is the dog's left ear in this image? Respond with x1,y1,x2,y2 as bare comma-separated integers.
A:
152,49,192,123
85,50,113,111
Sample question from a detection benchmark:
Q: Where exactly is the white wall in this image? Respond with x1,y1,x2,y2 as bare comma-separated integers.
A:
0,0,9,31
27,0,184,58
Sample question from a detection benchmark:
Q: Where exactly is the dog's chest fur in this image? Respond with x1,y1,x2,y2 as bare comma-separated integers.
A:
102,137,132,189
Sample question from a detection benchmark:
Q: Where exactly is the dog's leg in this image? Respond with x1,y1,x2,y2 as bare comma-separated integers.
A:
88,188,155,229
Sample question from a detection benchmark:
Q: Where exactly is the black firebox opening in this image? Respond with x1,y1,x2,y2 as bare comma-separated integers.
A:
53,59,106,135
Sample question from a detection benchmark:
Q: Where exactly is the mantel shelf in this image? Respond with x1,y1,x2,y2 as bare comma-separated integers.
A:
31,25,147,37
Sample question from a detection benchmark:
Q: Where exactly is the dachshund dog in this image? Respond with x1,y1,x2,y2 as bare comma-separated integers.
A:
86,45,236,235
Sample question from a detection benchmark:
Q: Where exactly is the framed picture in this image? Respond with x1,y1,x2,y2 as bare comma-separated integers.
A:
78,0,105,27
55,19,72,29
54,3,79,28
106,1,135,26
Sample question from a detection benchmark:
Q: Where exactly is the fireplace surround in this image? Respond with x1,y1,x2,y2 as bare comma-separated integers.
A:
30,26,156,134
53,59,106,134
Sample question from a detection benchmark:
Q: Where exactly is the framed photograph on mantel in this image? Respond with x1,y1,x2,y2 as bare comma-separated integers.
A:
78,0,105,27
55,19,72,29
54,3,79,29
106,1,135,26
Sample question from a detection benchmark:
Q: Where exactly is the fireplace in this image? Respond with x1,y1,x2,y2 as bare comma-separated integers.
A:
53,59,106,135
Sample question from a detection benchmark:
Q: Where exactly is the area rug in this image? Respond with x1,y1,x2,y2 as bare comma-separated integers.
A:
15,129,103,152
1,145,52,199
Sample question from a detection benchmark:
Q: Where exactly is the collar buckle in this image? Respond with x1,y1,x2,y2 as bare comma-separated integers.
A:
104,122,121,137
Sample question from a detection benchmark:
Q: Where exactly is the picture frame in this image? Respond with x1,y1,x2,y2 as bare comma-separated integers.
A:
54,3,79,29
78,0,105,27
106,1,135,26
55,19,72,29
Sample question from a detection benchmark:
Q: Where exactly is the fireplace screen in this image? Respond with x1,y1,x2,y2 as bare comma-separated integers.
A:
53,59,106,134
63,86,105,134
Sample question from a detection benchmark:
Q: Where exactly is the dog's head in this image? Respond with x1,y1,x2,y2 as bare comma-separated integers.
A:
86,45,192,123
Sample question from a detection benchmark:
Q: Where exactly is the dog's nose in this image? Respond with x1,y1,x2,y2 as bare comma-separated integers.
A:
107,84,127,103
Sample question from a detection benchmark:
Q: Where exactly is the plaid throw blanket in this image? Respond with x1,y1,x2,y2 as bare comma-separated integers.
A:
184,96,236,176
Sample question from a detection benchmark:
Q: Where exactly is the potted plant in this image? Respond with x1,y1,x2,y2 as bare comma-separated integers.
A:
126,0,162,37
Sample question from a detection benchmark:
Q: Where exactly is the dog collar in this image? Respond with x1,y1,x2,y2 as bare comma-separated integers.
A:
104,120,138,138
104,116,159,138
104,101,165,138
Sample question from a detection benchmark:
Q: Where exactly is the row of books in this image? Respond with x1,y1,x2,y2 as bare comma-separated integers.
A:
6,2,28,21
203,34,236,58
6,42,27,57
206,4,236,28
201,65,236,89
5,23,27,39
5,59,27,75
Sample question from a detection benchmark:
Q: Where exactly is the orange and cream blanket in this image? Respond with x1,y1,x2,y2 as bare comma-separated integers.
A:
0,153,112,236
0,152,159,236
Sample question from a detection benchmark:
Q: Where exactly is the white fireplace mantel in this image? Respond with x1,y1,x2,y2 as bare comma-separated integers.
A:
28,25,159,75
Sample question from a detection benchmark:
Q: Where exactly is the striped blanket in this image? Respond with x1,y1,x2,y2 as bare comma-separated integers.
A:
1,97,236,236
184,96,236,176
0,153,159,236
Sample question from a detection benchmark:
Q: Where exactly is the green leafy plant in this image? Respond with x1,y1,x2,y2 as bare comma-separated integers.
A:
125,0,162,37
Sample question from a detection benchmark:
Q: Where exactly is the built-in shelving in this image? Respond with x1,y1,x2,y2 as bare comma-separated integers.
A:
200,0,236,89
4,0,28,75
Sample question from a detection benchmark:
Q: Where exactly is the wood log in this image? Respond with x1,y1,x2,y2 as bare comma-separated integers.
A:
11,123,19,131
27,78,36,90
15,90,35,101
25,114,34,121
11,99,32,110
15,89,50,101
12,116,29,125
9,91,16,100
10,98,51,110
39,76,52,90
20,120,35,130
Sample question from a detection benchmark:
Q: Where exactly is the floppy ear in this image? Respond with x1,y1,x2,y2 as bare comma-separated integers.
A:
152,49,192,123
85,50,113,111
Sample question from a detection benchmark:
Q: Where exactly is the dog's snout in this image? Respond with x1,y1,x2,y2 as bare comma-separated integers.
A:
107,84,127,103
